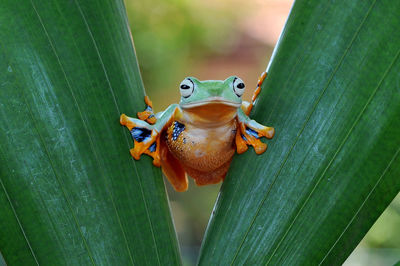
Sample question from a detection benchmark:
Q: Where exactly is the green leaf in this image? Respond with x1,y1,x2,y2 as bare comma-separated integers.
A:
198,0,400,264
0,0,180,265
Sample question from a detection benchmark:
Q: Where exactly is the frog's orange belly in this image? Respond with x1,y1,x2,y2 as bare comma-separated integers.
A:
165,120,236,185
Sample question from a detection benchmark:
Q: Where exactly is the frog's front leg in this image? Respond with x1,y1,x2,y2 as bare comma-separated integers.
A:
120,104,180,166
235,108,274,155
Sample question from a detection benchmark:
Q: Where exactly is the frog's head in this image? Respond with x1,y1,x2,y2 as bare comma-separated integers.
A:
178,76,245,109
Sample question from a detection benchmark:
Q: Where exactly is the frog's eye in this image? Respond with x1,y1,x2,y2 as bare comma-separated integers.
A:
233,77,245,97
179,78,194,98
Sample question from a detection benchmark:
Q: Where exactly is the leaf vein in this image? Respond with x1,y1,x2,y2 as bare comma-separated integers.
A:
74,1,161,264
30,1,105,264
265,43,400,265
318,145,400,265
229,1,379,263
0,147,40,265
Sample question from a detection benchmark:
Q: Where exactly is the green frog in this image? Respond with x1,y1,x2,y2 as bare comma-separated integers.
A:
120,72,274,191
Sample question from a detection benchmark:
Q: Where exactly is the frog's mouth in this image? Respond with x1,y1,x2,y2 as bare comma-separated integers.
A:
180,97,241,109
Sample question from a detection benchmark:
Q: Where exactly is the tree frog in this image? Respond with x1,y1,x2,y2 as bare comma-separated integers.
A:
120,72,274,192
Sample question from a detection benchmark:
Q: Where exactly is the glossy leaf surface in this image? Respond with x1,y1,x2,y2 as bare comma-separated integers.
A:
199,0,400,264
0,0,180,264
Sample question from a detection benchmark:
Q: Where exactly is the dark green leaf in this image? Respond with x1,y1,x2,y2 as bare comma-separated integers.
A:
199,0,400,264
0,0,180,264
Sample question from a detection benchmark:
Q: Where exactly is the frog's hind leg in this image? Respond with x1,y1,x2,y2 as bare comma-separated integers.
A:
120,113,161,166
137,96,157,124
160,138,188,192
242,71,267,115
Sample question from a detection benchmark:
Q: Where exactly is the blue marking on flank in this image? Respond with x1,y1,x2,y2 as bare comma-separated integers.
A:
148,142,157,152
172,121,185,141
245,127,260,139
241,134,247,141
131,127,152,142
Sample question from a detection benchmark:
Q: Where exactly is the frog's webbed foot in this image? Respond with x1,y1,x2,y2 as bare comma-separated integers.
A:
137,96,157,124
235,110,274,155
120,113,161,166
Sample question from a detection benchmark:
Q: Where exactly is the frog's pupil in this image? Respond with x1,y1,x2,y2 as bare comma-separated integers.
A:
181,84,190,90
237,83,245,89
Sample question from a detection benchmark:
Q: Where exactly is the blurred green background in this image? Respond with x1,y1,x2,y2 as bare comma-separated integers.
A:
124,0,400,264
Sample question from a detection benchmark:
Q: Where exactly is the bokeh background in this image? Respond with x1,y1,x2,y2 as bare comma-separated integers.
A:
124,0,400,265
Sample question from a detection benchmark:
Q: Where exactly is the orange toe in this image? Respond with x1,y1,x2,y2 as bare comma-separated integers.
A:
120,114,135,130
236,120,273,155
